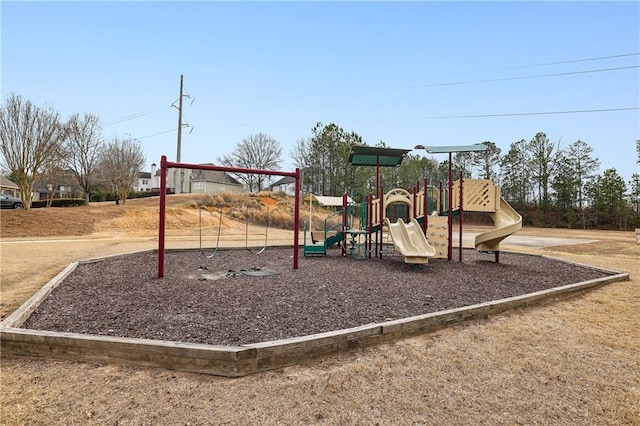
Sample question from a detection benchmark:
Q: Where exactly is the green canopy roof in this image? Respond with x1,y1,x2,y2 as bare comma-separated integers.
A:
414,143,488,153
348,146,411,167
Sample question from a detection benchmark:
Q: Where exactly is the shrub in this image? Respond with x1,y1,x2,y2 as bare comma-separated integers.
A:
31,198,87,208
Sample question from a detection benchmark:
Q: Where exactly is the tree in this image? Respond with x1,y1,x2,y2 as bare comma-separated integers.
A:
64,113,104,202
218,133,282,192
0,93,66,209
290,137,313,193
528,132,558,224
585,168,627,229
499,139,532,208
563,140,600,227
302,123,362,196
395,153,439,192
99,135,145,205
40,143,67,207
629,173,640,218
452,151,474,179
551,150,580,227
472,141,502,182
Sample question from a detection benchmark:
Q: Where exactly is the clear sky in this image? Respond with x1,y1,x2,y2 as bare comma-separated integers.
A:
2,1,639,183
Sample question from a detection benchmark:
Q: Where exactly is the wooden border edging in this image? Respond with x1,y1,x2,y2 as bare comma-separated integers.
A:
0,251,630,377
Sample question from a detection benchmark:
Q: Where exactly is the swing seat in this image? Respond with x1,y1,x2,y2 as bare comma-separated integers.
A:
310,232,320,244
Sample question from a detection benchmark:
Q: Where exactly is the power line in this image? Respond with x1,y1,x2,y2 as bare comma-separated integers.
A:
136,128,177,140
419,107,640,120
419,53,639,78
501,53,639,70
104,106,169,126
405,66,639,89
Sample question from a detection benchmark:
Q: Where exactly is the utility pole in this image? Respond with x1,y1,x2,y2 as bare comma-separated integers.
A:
172,74,192,194
177,74,184,164
175,74,184,194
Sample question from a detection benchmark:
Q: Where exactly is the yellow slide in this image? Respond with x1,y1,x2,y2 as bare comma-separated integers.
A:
475,196,522,252
385,218,436,264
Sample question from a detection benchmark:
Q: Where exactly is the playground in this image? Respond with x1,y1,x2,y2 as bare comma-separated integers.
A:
1,147,631,378
1,188,638,423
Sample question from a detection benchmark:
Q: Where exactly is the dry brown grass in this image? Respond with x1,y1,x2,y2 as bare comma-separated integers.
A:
1,197,639,425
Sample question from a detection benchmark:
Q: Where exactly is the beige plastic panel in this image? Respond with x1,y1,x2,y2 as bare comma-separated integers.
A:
425,215,449,259
452,179,498,213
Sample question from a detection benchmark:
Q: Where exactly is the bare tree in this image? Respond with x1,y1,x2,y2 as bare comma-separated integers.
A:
40,143,67,207
99,135,145,205
218,133,282,192
64,113,104,202
0,93,66,209
290,137,311,170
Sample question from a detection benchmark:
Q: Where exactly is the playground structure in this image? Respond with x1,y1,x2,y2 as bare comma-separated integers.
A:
303,177,522,263
157,146,521,273
303,145,523,264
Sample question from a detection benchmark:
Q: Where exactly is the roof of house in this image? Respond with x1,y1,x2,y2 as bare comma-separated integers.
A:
191,168,242,186
0,176,18,189
138,172,152,179
271,176,296,186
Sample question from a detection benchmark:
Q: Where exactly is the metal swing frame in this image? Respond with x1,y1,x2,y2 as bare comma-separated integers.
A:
199,206,223,259
158,157,301,278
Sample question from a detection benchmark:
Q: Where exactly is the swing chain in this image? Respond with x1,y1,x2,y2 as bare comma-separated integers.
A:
199,204,223,259
245,206,270,254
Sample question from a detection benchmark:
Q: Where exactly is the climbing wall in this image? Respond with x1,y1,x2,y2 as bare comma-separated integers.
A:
425,216,449,259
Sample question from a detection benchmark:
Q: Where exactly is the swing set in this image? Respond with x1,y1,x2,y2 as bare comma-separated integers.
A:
157,156,301,277
197,205,271,259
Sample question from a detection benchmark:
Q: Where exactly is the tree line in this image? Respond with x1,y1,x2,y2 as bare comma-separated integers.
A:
2,94,638,230
220,120,638,230
0,94,145,208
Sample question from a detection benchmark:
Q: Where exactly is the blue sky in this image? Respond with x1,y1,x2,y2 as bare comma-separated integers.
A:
2,1,639,183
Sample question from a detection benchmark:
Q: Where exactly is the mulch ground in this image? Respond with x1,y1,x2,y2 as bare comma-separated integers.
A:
21,247,613,346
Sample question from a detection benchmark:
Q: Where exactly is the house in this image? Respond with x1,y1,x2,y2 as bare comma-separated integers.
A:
133,171,153,192
137,163,243,194
270,176,297,196
0,176,19,197
190,165,243,193
32,182,75,201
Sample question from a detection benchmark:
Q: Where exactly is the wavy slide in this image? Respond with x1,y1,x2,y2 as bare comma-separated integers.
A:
385,218,436,264
474,196,523,252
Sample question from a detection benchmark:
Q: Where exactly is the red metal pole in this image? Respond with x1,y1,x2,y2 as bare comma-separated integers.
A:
376,158,380,200
367,194,372,258
342,193,348,256
379,186,384,259
423,177,428,234
447,152,453,261
459,170,463,262
413,182,418,220
158,156,167,278
293,168,301,269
